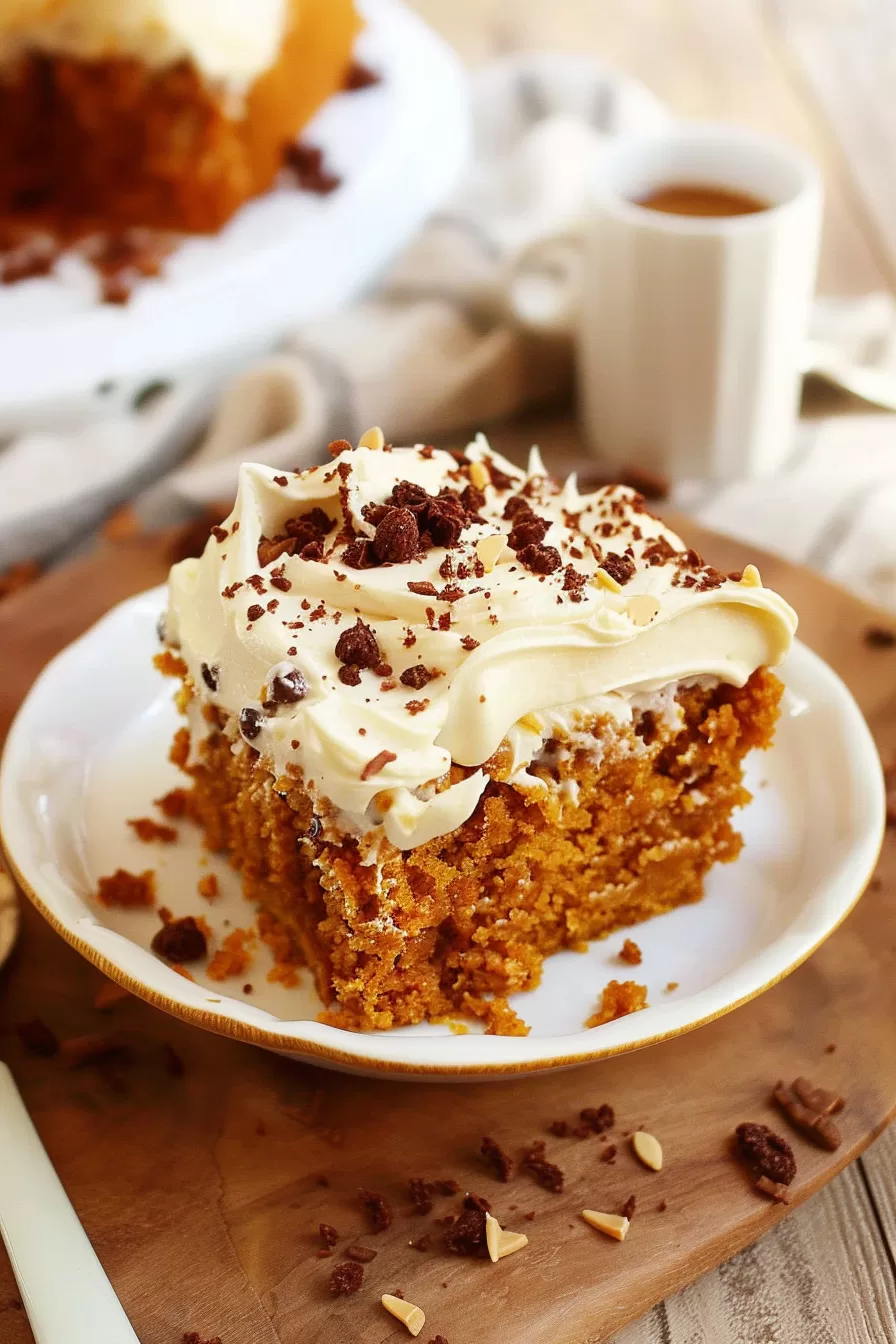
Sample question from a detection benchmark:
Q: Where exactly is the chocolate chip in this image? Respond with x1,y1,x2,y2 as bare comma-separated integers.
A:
335,619,381,670
373,507,419,564
247,604,265,622
151,916,207,964
338,665,362,686
200,663,219,691
267,668,308,705
240,707,264,740
407,580,438,597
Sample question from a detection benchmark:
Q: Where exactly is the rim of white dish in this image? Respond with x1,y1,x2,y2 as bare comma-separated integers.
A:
0,585,885,1076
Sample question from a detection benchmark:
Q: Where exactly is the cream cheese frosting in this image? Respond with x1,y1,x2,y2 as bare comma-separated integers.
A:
0,0,288,89
164,434,797,851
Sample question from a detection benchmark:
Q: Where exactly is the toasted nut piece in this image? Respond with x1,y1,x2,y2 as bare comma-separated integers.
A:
626,594,661,626
518,712,542,733
485,1210,502,1263
632,1130,663,1170
358,426,385,451
593,567,623,593
469,460,490,489
582,1209,630,1241
485,1211,529,1262
382,1294,425,1336
740,563,762,587
497,1230,529,1259
476,533,506,572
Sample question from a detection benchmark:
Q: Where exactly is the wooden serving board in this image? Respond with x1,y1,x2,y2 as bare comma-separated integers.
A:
0,519,894,1344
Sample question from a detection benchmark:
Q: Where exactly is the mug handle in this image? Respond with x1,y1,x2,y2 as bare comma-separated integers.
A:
502,232,583,337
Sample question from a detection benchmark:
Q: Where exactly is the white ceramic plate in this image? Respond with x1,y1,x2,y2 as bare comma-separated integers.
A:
0,0,471,430
0,586,885,1079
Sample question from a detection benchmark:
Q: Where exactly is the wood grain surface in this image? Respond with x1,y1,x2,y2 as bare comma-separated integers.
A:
1,518,894,1344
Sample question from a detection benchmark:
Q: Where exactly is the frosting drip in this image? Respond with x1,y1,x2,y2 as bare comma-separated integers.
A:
164,435,797,850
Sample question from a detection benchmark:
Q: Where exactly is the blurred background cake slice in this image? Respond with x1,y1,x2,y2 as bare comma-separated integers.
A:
0,0,361,234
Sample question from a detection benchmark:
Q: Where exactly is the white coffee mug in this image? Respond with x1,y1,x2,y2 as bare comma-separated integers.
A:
576,123,823,479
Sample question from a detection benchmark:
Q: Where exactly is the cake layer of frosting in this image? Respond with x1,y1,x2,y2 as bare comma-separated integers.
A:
164,435,797,849
0,0,288,88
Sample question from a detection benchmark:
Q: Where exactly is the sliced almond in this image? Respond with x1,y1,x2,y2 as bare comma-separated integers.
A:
382,1294,425,1336
469,459,490,489
485,1211,529,1262
485,1210,502,1263
476,533,507,573
517,712,542,733
496,1229,529,1259
740,563,762,587
581,1209,630,1241
626,594,660,627
632,1130,663,1171
592,566,622,594
358,425,385,451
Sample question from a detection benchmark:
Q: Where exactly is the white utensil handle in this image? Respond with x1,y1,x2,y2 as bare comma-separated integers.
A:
0,1062,141,1344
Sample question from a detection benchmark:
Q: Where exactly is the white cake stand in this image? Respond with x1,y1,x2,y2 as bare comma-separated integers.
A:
0,0,471,432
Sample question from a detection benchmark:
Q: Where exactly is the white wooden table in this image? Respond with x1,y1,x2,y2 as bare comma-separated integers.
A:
411,2,896,1338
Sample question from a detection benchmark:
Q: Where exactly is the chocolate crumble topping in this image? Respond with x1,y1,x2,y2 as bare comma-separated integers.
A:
399,664,433,689
151,916,207,964
481,1136,515,1182
518,543,562,575
335,619,381,670
734,1122,796,1191
600,552,637,585
373,507,419,563
328,1261,363,1295
579,1104,614,1134
319,1223,339,1248
358,1188,393,1233
408,1178,434,1215
521,1140,564,1192
247,603,265,622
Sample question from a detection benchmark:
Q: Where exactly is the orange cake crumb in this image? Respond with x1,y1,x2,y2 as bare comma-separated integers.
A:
258,910,304,987
585,980,648,1029
619,939,643,966
197,873,220,902
96,868,155,908
127,816,178,844
462,994,531,1038
207,928,256,982
154,651,188,679
169,727,191,769
155,788,190,819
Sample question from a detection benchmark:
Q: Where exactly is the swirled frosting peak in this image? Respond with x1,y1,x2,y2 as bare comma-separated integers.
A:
164,433,797,850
